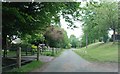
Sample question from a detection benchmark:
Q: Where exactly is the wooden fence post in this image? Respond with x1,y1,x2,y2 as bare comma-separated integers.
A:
26,48,28,56
37,47,40,61
52,48,54,56
17,47,21,68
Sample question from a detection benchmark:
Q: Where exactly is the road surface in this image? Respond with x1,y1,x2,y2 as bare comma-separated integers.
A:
33,48,118,72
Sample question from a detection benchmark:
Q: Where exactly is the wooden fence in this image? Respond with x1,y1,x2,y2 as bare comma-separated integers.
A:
2,45,62,71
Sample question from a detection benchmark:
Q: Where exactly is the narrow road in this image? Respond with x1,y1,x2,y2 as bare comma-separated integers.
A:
33,49,118,72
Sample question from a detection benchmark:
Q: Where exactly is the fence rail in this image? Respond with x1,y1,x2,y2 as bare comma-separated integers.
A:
2,46,62,71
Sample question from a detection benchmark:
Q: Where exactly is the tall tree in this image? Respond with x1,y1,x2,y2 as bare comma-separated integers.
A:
70,35,80,48
44,26,69,48
81,1,118,44
2,2,81,57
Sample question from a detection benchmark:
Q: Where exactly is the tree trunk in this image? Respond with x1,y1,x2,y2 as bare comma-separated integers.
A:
2,34,7,57
6,38,8,57
37,47,40,61
113,29,116,44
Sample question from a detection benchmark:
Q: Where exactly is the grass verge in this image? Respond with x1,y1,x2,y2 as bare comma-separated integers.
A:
74,42,118,63
7,60,43,73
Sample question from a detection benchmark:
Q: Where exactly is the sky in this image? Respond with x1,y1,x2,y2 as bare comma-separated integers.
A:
60,1,86,39
60,16,83,39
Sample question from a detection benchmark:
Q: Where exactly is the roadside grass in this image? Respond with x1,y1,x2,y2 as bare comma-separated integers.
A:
74,42,118,63
6,60,43,73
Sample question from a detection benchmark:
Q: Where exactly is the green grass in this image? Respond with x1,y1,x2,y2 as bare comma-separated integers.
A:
7,60,43,72
74,42,118,63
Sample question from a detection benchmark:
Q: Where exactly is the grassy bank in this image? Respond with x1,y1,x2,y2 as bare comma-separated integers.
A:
7,60,43,72
74,42,118,63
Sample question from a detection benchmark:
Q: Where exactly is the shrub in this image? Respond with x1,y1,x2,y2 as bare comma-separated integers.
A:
109,38,113,42
31,45,37,49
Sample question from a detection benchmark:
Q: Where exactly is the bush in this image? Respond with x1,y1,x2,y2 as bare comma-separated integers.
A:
103,35,108,43
109,38,113,42
103,38,107,43
31,45,37,49
99,39,102,42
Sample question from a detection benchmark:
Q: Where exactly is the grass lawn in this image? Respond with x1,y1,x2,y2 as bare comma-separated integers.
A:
74,42,118,63
7,60,43,73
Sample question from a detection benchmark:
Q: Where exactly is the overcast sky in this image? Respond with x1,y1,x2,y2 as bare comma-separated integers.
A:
60,16,83,39
60,1,86,39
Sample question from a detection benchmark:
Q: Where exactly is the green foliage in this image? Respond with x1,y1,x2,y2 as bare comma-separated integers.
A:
2,2,81,50
31,45,37,49
81,1,118,45
103,34,109,43
22,33,45,44
62,30,70,48
41,49,64,57
45,26,69,48
65,43,72,49
81,35,87,47
2,2,81,37
70,35,80,48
